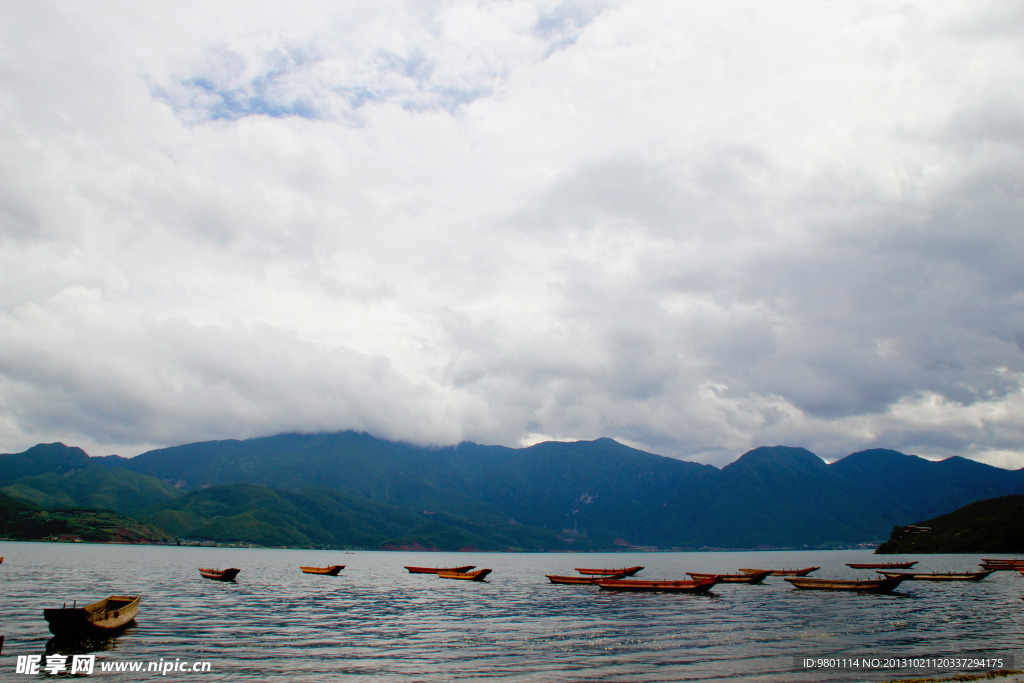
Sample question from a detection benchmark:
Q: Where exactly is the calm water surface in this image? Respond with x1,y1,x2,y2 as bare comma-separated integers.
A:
1,543,1022,681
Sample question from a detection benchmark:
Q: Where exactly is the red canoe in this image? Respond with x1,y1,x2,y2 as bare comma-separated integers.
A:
575,566,644,576
198,568,240,582
300,565,344,575
688,570,771,584
546,573,626,584
740,567,818,576
437,568,492,581
786,575,908,592
597,577,719,593
405,565,476,574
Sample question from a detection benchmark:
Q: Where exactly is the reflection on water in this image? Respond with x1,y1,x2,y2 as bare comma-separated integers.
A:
0,543,1022,681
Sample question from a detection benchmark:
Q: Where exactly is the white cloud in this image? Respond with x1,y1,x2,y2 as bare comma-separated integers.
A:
1,0,1022,468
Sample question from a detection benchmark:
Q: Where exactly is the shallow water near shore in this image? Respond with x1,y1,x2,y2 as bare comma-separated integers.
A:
1,543,1022,681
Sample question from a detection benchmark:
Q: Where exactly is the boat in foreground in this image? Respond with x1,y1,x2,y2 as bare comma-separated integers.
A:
437,568,492,581
847,561,917,569
688,570,771,584
405,565,475,574
198,567,241,582
597,577,719,593
44,596,140,637
300,565,345,575
740,566,818,576
876,570,993,581
575,566,644,576
546,573,626,584
785,576,908,592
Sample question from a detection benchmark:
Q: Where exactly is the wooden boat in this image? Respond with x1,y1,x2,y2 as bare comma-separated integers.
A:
44,596,140,637
405,565,475,574
437,568,492,581
740,566,818,576
198,567,240,582
575,566,644,576
0,556,4,564
597,577,719,593
981,559,1024,570
300,565,344,575
877,570,994,582
785,575,908,592
688,570,771,584
846,561,917,569
546,573,626,584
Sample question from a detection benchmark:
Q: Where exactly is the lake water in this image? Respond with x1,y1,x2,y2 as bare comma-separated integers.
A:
1,543,1022,682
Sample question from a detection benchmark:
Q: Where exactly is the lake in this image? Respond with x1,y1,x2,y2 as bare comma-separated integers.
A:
1,543,1021,681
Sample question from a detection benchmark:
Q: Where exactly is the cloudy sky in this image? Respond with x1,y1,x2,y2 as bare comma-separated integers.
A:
1,0,1023,467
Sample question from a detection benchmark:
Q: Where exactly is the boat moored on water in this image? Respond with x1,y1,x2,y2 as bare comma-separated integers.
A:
437,568,492,581
876,570,993,581
300,565,345,575
981,559,1024,570
740,567,818,576
687,570,771,584
44,596,140,637
847,561,917,569
405,565,475,574
198,568,241,582
546,573,627,584
785,575,908,592
575,566,643,576
597,577,719,593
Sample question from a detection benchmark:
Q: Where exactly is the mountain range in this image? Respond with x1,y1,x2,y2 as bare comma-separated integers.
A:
2,432,1023,551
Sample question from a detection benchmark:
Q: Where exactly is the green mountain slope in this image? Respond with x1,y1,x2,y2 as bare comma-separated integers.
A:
876,495,1024,553
1,466,180,514
142,484,578,551
0,491,174,544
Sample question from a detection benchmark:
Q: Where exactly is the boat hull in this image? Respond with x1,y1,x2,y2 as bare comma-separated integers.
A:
44,596,140,637
575,566,644,576
597,578,718,593
300,565,344,575
785,576,907,592
437,568,492,581
688,571,770,584
847,562,917,569
740,567,818,576
877,570,993,581
405,565,475,574
199,568,241,582
546,573,626,584
980,559,1024,570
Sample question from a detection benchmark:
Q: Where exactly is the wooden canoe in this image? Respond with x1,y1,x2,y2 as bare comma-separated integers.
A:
597,577,719,593
44,595,140,637
405,565,475,574
740,566,818,576
877,570,994,581
688,570,770,584
300,565,344,575
847,561,917,569
785,575,908,592
981,558,1024,565
981,559,1024,570
437,568,492,581
546,573,627,584
575,566,644,576
198,567,240,582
